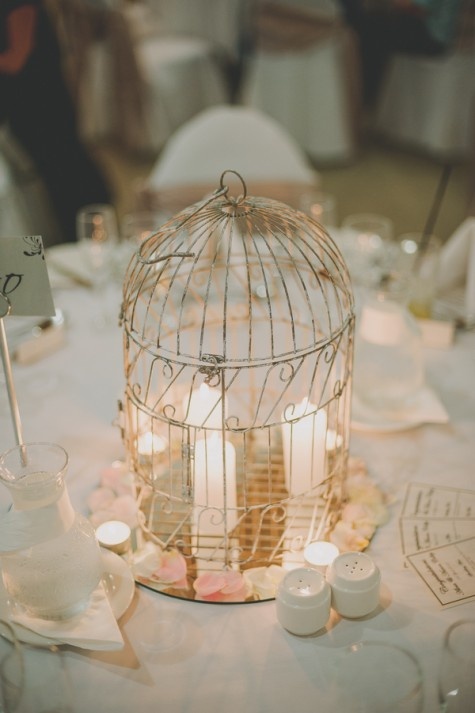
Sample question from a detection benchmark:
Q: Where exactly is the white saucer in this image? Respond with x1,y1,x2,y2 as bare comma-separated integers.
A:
0,549,135,647
101,549,135,620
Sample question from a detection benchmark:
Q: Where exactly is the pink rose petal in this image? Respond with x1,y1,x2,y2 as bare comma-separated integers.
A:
101,466,134,496
109,495,139,528
220,571,246,594
87,487,115,513
156,550,187,584
220,581,249,602
193,571,228,596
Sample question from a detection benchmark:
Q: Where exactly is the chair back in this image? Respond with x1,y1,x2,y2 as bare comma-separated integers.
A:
148,104,318,191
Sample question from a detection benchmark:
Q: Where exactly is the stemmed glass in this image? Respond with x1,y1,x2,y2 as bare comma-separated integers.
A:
0,621,74,712
339,213,394,290
119,211,162,276
438,619,475,712
76,203,120,328
0,620,23,713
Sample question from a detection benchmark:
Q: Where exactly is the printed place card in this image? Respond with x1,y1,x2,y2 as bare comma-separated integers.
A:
0,236,55,317
401,483,475,520
400,518,475,556
406,537,475,608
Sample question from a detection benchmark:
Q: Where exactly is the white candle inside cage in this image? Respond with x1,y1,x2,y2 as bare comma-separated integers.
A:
326,429,343,452
304,541,339,573
193,432,237,537
184,383,224,429
96,520,131,555
137,431,167,457
281,398,327,496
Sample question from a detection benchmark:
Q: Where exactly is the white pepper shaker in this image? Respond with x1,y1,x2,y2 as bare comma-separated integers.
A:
276,567,331,636
326,551,381,618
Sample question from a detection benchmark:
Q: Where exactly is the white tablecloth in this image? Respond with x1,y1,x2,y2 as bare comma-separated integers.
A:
0,260,474,712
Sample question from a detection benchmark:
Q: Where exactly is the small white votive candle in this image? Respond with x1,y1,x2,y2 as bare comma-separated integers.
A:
276,567,331,636
96,520,131,556
304,541,339,573
326,551,381,618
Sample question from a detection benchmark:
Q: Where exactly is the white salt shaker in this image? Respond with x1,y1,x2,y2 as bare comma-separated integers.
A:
326,551,381,618
276,567,331,636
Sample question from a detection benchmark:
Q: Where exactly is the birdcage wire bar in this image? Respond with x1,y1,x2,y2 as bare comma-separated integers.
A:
120,171,354,601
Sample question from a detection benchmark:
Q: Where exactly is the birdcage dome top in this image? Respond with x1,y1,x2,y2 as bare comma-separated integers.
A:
121,173,353,370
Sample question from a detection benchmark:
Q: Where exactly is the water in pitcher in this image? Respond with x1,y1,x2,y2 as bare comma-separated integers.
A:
0,444,104,620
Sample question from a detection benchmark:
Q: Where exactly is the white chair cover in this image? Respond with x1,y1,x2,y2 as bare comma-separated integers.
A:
135,36,230,153
147,104,319,190
53,0,230,154
374,51,475,159
240,1,360,164
141,0,248,62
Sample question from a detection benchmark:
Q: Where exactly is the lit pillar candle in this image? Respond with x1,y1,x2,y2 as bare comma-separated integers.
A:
193,432,237,537
137,431,167,457
326,429,343,452
281,399,327,496
184,383,223,429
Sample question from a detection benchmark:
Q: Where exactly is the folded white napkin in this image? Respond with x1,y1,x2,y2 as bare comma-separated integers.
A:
46,243,93,289
351,385,449,433
9,581,124,651
0,498,125,651
437,217,475,319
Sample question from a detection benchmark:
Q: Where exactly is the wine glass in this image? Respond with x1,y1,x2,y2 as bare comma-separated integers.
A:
339,213,394,289
119,210,162,276
76,204,120,327
2,646,74,713
438,619,475,712
298,190,338,232
0,620,23,713
325,641,424,712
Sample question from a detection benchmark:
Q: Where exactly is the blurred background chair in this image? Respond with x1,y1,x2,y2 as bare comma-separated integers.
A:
0,127,61,245
240,0,361,165
373,0,475,160
140,104,320,213
52,0,234,155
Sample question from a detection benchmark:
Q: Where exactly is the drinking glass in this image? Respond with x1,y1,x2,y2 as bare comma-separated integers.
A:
119,211,163,276
396,233,441,319
0,620,23,713
299,191,338,231
325,641,424,712
438,619,475,712
353,276,425,412
339,213,394,288
76,204,120,327
1,635,74,712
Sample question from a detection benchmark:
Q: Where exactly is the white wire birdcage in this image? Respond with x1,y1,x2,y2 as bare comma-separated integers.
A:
119,171,355,602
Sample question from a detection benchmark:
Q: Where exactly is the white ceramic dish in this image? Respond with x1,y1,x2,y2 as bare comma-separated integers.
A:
0,549,135,647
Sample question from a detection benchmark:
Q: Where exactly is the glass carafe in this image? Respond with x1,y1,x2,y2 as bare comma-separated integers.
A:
353,280,424,412
0,442,104,620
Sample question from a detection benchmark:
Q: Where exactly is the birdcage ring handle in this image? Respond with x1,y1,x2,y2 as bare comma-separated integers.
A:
219,170,247,206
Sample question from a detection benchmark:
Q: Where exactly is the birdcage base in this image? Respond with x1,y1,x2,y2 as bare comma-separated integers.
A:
133,470,343,603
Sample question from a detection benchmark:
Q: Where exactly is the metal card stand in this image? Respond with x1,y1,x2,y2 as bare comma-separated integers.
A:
0,291,24,447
